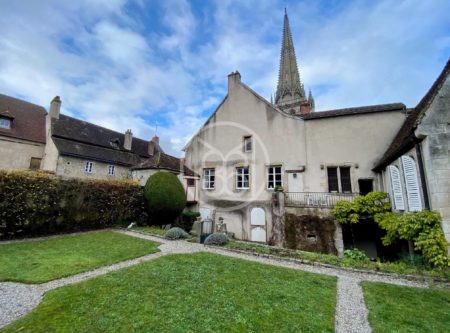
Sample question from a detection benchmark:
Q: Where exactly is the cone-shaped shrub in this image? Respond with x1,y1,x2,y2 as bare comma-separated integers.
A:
144,172,186,226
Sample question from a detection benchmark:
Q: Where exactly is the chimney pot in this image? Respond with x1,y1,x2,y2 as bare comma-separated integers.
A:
124,129,133,150
227,71,241,94
151,135,159,145
49,96,61,119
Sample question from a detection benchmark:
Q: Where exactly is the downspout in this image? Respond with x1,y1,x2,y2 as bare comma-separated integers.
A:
415,141,430,210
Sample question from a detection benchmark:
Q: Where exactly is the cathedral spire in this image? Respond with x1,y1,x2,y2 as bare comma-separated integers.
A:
275,9,305,106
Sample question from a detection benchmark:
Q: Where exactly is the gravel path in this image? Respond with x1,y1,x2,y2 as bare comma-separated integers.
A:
0,229,437,331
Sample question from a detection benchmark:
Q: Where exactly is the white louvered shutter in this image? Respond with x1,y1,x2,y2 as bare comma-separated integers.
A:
401,156,423,212
389,165,405,210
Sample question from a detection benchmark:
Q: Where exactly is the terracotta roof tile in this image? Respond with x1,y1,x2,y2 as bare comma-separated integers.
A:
0,94,46,143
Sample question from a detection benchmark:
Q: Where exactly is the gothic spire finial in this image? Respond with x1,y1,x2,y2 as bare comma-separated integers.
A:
275,9,305,107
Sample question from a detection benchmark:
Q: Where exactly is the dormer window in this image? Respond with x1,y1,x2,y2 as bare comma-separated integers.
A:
0,117,11,129
109,138,120,149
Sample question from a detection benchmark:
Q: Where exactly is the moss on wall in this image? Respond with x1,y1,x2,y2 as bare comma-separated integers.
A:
284,213,337,255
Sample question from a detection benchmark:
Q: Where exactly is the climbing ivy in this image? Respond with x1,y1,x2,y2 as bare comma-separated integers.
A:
332,192,449,267
332,192,391,224
375,211,449,267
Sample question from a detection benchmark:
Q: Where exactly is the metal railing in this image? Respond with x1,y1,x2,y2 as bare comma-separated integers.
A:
284,192,358,208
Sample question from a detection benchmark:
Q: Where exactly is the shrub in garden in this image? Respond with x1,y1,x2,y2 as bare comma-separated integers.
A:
173,211,201,232
0,170,145,239
165,227,189,240
144,172,186,226
204,233,229,246
375,210,449,267
343,248,369,261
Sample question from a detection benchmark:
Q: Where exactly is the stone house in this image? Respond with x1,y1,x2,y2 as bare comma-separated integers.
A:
0,94,46,170
0,94,198,204
183,11,450,255
374,59,450,252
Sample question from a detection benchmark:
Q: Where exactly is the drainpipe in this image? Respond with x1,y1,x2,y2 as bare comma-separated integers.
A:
415,142,430,210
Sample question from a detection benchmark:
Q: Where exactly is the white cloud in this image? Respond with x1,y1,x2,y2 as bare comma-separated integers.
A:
0,0,449,157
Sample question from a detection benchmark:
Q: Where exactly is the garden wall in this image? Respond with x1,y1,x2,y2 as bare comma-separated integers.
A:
0,170,146,239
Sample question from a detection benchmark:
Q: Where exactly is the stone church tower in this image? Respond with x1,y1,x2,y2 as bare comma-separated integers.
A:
275,10,314,115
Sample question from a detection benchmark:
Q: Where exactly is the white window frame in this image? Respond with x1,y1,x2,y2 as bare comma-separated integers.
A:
0,117,11,129
203,168,215,189
267,165,282,189
108,164,115,176
236,167,250,189
84,161,93,173
243,136,252,152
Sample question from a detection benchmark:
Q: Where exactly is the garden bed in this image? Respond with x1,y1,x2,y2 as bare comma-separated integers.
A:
222,240,450,282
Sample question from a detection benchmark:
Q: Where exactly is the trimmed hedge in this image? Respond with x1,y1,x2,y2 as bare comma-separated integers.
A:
174,211,201,232
0,170,146,239
144,172,186,226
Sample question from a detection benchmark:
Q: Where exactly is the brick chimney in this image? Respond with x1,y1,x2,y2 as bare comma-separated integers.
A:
124,129,133,150
49,96,61,119
297,100,312,116
227,71,241,94
151,135,159,145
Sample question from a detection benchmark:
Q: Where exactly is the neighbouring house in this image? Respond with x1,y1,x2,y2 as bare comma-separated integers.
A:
374,58,450,254
0,94,46,170
0,95,198,204
183,10,449,256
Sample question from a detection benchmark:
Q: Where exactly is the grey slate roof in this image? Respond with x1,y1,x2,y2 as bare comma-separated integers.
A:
301,103,406,120
52,115,156,158
51,114,195,174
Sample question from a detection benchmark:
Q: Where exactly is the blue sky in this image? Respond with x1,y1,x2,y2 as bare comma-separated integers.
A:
1,0,449,156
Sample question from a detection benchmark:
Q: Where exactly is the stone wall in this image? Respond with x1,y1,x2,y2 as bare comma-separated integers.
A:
56,156,131,180
0,136,44,170
284,213,338,255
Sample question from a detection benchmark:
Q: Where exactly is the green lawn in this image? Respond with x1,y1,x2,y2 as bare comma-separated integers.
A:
0,230,160,283
363,282,450,333
2,253,337,333
131,225,166,236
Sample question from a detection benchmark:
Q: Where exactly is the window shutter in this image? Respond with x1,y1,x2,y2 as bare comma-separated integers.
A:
389,165,405,210
401,156,423,212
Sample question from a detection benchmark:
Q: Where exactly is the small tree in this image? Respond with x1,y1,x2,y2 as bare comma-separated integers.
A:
144,172,186,226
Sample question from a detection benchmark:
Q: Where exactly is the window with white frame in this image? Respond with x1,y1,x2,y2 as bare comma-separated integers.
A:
0,117,11,129
243,136,252,152
84,161,93,173
108,164,115,176
267,166,282,189
203,168,215,189
236,167,250,189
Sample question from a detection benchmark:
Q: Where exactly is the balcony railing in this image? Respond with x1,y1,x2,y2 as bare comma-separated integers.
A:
284,192,358,208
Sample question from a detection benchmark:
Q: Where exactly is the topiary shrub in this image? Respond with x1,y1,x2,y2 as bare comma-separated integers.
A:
144,172,186,226
165,227,189,240
204,233,229,246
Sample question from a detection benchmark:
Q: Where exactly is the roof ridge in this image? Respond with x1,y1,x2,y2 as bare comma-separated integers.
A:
0,93,46,112
58,114,150,144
